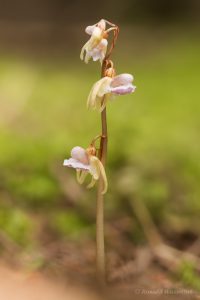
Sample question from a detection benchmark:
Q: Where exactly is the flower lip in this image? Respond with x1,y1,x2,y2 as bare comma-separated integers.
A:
110,84,136,95
111,74,133,88
63,158,90,171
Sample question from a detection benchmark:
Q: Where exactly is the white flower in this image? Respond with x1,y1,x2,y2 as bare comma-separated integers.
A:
63,146,108,194
87,73,136,112
80,19,108,64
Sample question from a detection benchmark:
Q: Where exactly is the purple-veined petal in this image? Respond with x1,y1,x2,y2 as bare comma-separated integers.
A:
110,84,136,95
111,74,133,88
63,158,90,171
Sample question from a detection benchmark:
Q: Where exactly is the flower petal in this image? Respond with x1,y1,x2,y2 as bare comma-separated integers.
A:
98,19,106,31
87,27,102,51
87,177,97,189
97,159,108,194
85,52,91,64
110,84,136,95
87,77,111,110
85,25,96,35
63,158,90,171
76,170,88,184
85,19,106,35
97,77,112,97
99,94,109,113
111,74,133,88
71,146,89,164
89,156,108,194
80,28,103,63
80,40,90,61
89,156,101,180
88,39,108,63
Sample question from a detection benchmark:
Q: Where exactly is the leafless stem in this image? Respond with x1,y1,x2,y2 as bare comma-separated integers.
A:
96,84,107,286
96,24,119,285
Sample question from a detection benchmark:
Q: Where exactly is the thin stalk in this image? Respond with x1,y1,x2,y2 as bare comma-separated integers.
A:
96,64,107,285
96,171,106,284
96,25,119,285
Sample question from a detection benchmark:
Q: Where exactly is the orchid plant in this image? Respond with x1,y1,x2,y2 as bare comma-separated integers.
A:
64,19,136,284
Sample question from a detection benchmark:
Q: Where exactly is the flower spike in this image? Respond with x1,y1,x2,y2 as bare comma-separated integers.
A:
65,19,137,282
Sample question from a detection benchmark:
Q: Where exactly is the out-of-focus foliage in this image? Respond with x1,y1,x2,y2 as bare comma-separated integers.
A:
0,207,32,246
178,261,200,291
0,28,200,253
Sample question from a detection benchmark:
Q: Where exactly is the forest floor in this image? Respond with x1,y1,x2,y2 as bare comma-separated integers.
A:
1,239,199,300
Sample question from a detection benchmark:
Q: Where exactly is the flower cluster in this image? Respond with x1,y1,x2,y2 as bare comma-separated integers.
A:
64,19,136,194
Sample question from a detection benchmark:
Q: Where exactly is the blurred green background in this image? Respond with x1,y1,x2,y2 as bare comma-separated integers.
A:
0,0,200,272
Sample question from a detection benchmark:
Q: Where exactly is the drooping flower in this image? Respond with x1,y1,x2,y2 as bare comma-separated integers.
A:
63,145,107,194
87,71,136,112
80,19,109,64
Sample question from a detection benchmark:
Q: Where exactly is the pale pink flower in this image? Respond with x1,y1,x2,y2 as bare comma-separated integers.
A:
87,73,136,112
63,146,107,194
80,19,108,64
